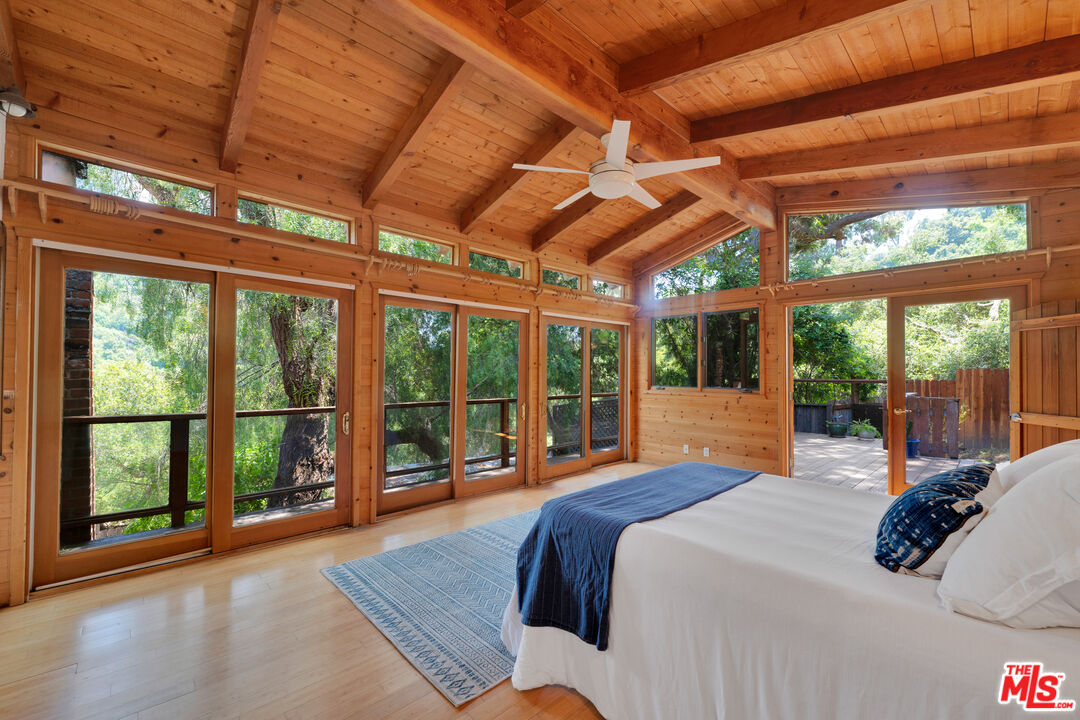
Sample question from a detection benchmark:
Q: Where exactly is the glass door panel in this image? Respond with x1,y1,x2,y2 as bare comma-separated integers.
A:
887,287,1024,495
464,315,520,479
35,254,213,587
545,324,584,465
61,269,211,549
232,289,339,527
590,327,621,455
380,302,454,513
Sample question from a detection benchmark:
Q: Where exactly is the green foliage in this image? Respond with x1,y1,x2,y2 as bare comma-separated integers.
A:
58,153,212,215
592,280,624,298
379,230,453,264
788,205,1027,281
237,198,348,243
542,268,580,289
850,418,880,437
704,309,758,389
653,228,760,299
652,315,697,387
73,271,339,541
468,251,523,278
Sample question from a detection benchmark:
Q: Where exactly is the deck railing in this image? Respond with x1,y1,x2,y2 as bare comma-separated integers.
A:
383,397,519,483
383,393,621,483
61,406,336,533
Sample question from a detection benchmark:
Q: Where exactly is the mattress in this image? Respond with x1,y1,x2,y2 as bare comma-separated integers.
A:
501,473,1080,719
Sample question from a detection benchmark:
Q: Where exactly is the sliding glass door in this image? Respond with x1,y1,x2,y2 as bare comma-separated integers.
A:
216,278,352,549
379,299,455,514
378,298,526,514
33,251,353,586
542,318,625,478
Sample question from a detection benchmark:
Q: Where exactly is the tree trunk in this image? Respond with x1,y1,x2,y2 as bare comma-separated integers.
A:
268,412,333,508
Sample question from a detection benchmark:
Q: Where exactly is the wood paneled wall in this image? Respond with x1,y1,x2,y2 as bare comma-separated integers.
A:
634,186,1080,476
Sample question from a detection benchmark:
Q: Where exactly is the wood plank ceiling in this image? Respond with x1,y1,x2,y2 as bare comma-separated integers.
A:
7,0,1080,274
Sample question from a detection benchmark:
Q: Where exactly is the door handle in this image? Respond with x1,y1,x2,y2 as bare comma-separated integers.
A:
892,407,907,415
342,411,351,436
519,402,526,420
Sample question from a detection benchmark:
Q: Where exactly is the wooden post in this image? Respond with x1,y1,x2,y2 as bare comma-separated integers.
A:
500,398,511,468
169,419,190,529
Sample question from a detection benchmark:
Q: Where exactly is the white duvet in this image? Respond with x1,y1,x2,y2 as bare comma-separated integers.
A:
501,473,1080,719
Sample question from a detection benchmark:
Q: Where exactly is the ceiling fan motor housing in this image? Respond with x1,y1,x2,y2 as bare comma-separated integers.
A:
588,159,635,200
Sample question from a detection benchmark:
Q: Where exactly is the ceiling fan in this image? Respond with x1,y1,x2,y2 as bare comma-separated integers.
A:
513,119,724,211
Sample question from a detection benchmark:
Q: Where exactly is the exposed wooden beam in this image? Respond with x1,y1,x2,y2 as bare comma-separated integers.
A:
741,113,1080,181
0,0,24,90
619,0,930,95
365,0,776,229
363,56,474,209
775,160,1080,211
691,35,1080,144
506,0,547,18
220,0,281,173
531,194,605,252
460,120,578,233
633,214,748,278
588,191,701,265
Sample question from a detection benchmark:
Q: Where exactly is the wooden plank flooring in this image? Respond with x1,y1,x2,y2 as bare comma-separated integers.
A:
0,463,663,720
0,448,974,720
793,432,975,494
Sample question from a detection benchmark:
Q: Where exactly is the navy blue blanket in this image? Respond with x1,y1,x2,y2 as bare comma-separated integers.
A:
516,462,759,650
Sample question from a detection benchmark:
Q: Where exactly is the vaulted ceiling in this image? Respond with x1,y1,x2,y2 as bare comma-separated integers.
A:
6,0,1080,274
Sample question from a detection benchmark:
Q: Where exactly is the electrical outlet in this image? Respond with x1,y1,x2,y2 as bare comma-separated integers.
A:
703,447,710,458
682,444,689,455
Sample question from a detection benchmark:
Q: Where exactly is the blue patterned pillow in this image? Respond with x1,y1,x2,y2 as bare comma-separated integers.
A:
875,464,996,575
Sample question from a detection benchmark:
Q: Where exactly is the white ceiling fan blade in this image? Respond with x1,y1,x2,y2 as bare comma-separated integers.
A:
605,119,631,167
513,163,588,175
553,187,592,210
628,183,661,210
633,156,724,181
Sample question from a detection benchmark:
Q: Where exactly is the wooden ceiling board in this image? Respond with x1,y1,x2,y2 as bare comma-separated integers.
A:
12,0,239,92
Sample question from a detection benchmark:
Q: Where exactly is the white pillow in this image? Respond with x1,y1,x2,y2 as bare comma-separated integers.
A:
995,439,1080,492
910,471,1004,579
938,454,1080,628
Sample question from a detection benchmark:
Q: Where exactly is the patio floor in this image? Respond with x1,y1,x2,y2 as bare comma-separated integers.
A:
793,432,975,494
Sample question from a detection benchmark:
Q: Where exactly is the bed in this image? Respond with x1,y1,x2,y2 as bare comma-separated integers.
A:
501,472,1080,719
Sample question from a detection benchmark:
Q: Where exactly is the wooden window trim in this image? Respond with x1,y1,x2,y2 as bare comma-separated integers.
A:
236,193,356,245
781,201,1033,284
648,305,766,396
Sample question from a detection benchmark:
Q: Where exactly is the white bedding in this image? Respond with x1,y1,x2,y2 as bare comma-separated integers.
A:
501,473,1080,719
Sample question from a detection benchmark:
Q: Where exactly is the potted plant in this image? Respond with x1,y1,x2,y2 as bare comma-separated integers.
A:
825,413,849,438
850,418,879,440
905,420,920,458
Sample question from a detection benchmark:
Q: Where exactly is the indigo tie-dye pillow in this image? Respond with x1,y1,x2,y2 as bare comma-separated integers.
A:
875,464,998,578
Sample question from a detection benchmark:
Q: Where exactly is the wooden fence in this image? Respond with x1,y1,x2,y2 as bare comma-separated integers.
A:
905,368,1010,452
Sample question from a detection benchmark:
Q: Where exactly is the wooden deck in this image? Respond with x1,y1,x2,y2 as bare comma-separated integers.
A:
793,432,975,494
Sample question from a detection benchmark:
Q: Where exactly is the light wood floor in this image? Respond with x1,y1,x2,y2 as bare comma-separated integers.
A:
0,463,662,720
793,432,975,494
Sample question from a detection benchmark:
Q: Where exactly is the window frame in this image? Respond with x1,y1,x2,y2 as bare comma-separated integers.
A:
783,202,1032,284
236,192,354,244
650,314,699,389
38,144,216,215
541,267,582,290
649,227,762,300
375,225,458,265
702,307,761,391
467,248,528,280
649,304,765,394
591,277,626,299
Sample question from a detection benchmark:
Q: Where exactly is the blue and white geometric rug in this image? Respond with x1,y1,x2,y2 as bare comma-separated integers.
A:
321,510,539,706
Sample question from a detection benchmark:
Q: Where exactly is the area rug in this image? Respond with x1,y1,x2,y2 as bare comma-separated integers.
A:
321,509,539,706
